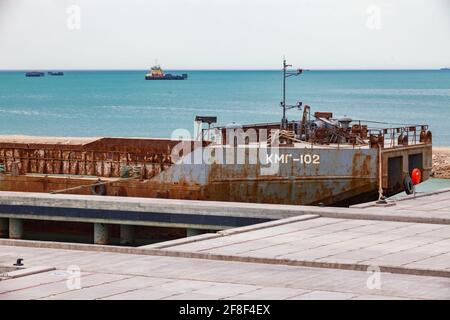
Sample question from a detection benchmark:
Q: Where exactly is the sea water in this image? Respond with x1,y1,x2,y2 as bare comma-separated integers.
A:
0,70,449,142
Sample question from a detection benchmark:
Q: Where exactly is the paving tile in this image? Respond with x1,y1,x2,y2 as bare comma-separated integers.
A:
100,288,179,300
226,287,311,300
191,282,261,299
40,275,170,300
288,290,356,300
162,292,221,300
350,294,412,300
0,271,80,294
403,253,450,270
1,272,128,300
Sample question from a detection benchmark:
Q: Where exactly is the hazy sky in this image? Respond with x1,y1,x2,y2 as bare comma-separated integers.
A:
0,0,449,69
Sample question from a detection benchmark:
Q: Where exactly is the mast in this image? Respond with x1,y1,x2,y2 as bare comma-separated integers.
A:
280,58,303,129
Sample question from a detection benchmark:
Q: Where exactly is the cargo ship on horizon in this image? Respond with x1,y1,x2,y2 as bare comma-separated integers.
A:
145,64,187,80
25,71,45,77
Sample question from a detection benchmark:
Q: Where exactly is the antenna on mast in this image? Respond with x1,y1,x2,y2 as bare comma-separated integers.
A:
280,58,303,129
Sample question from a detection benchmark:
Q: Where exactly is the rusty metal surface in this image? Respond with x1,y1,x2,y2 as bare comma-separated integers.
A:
201,147,378,205
0,134,432,206
0,137,207,180
370,125,431,149
381,144,433,196
0,135,99,147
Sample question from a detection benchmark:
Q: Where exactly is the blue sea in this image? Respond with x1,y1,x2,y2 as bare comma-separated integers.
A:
0,70,449,145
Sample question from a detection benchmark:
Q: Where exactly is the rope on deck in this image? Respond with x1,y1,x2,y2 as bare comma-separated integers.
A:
49,175,141,195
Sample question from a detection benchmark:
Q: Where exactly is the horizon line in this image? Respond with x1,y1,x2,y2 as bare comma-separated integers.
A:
0,68,447,72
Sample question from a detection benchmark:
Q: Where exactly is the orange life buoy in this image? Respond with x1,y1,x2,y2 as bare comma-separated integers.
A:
411,168,422,185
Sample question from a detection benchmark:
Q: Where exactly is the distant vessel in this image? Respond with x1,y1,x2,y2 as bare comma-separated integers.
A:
48,71,64,76
25,72,45,77
440,68,450,71
145,65,187,80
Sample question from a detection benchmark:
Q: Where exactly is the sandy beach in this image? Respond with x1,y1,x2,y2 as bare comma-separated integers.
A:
433,147,450,179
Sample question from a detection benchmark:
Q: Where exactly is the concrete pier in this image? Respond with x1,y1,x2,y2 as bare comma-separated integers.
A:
0,191,286,231
0,218,8,237
120,225,135,245
9,218,23,239
0,188,449,300
94,223,109,245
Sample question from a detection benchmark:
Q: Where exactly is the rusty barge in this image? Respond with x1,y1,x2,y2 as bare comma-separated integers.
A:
0,122,432,206
0,61,432,206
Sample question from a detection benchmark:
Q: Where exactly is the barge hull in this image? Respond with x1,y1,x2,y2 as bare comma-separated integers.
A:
0,136,431,206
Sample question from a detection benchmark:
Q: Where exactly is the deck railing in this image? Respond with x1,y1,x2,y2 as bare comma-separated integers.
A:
368,125,431,149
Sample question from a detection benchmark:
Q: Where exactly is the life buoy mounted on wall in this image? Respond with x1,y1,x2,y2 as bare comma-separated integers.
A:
403,174,414,195
411,168,422,185
91,180,106,196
